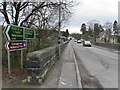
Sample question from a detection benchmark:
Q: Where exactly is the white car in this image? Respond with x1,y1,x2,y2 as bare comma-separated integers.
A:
77,40,81,43
83,41,92,47
74,40,77,42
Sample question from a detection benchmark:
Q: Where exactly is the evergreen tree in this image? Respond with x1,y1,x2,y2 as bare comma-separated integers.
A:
99,25,104,32
113,20,118,35
113,20,118,31
66,29,69,36
81,23,86,34
94,23,100,37
62,29,69,37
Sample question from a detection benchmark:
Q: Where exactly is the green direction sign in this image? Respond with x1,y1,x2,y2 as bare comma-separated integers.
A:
24,28,35,39
4,25,24,40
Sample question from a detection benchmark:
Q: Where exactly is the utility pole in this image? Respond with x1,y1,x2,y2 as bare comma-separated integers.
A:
59,0,61,39
58,0,61,60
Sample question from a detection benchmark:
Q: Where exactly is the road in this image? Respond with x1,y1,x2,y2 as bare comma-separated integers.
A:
72,40,118,88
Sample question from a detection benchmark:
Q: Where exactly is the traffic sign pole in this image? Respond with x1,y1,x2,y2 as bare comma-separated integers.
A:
4,24,35,78
21,50,23,69
7,50,11,78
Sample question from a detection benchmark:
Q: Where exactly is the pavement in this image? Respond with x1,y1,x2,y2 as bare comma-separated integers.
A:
38,40,82,88
58,63,78,88
38,41,82,88
58,41,82,88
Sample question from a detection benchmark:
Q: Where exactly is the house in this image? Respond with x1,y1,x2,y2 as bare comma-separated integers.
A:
109,35,118,44
96,31,107,43
96,31,118,44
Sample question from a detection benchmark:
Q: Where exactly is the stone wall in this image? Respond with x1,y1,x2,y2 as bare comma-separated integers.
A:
26,41,68,84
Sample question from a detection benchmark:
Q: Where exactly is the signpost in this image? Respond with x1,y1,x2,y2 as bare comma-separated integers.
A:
24,28,35,39
4,25,24,41
4,24,35,78
7,50,11,78
5,40,27,51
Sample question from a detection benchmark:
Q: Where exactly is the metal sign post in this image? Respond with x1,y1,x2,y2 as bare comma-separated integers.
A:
4,24,35,78
5,40,27,69
21,50,23,69
7,50,11,78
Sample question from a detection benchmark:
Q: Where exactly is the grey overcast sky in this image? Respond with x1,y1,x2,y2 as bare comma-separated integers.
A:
63,0,119,34
0,0,119,34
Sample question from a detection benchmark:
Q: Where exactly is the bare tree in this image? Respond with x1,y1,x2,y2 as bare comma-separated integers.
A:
0,0,75,30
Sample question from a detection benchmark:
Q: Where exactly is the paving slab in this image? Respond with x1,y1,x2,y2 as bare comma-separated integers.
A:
58,63,78,88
